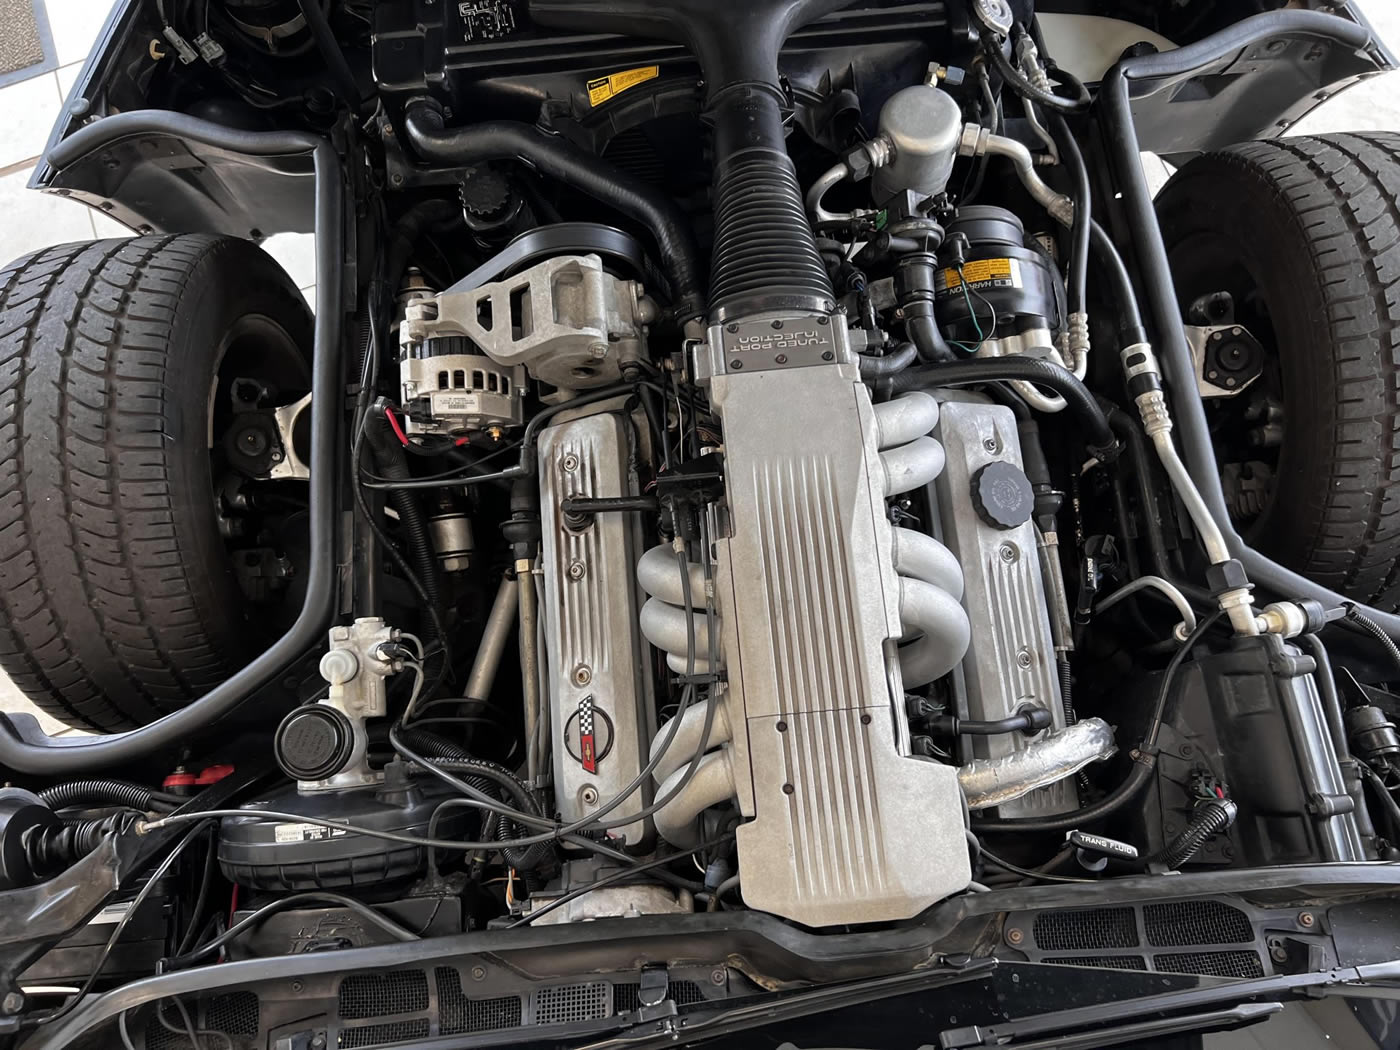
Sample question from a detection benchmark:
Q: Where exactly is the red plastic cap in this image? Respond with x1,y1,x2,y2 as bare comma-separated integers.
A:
163,772,197,789
196,764,236,785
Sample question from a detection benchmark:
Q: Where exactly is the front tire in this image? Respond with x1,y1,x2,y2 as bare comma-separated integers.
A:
1157,134,1400,611
0,235,312,731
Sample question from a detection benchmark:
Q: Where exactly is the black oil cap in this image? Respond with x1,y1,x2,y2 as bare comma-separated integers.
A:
971,461,1034,530
275,705,355,782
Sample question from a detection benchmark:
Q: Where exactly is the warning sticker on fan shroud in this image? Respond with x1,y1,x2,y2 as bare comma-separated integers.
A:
587,66,659,106
273,822,350,843
935,257,1022,298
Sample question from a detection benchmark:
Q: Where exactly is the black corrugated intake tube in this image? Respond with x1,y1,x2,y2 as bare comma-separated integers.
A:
706,83,834,320
401,102,704,319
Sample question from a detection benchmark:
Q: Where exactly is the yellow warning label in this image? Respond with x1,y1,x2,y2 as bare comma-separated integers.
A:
587,66,660,106
940,257,1015,291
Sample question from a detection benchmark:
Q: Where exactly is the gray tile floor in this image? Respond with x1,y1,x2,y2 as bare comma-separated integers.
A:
0,3,1397,734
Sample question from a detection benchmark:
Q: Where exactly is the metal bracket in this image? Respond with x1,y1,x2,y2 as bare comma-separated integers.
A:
1185,323,1264,398
270,391,312,480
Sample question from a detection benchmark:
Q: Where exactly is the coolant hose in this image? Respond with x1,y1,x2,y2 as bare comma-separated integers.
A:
859,343,918,378
890,357,1116,453
402,103,704,318
363,404,441,612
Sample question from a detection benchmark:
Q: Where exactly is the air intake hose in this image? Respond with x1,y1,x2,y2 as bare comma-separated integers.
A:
530,0,852,321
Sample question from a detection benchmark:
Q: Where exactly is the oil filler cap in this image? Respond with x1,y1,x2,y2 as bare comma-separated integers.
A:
971,461,1034,530
274,705,355,782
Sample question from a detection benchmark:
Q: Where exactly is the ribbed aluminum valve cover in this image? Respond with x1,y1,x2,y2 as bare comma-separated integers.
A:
538,412,656,846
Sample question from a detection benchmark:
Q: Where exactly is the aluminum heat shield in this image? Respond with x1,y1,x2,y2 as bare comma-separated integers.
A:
933,399,1074,818
705,330,970,927
538,412,655,846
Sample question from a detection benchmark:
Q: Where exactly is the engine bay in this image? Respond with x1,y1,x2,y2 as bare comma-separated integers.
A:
6,0,1400,1045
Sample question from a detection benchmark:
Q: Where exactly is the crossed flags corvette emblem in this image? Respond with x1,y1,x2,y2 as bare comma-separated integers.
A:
577,695,597,773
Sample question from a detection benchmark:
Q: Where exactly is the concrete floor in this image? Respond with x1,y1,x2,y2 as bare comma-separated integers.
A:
1,5,1399,736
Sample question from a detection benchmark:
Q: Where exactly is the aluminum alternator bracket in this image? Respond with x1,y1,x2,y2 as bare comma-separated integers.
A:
404,254,658,390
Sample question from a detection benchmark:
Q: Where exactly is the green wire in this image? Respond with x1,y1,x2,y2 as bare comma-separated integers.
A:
958,265,985,343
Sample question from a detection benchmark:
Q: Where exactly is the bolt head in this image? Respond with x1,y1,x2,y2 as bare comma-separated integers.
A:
1,992,24,1015
1299,911,1315,928
567,560,586,580
1015,648,1032,669
1005,927,1024,945
999,543,1019,563
771,319,784,330
472,966,486,980
710,968,726,985
730,359,744,370
588,342,608,360
821,350,834,361
982,437,998,453
573,665,592,686
775,354,788,365
561,453,580,472
391,173,404,186
581,785,599,806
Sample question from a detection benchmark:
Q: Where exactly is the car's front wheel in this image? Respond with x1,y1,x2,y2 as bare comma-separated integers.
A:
0,234,313,731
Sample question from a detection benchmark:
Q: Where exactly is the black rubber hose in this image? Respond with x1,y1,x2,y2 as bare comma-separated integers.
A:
973,609,1224,833
296,0,364,109
398,728,554,871
384,199,462,296
363,403,441,612
858,343,918,378
890,357,1116,453
1050,115,1090,320
1089,219,1147,343
1154,798,1236,869
6,113,341,775
1097,11,1400,640
987,33,1091,115
896,250,958,363
36,780,175,812
401,103,704,319
931,710,1051,736
904,314,958,364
